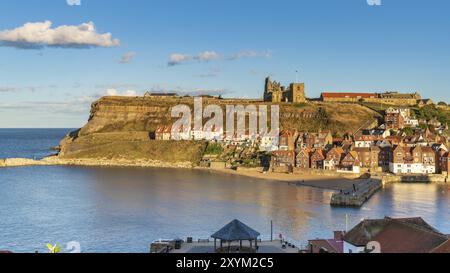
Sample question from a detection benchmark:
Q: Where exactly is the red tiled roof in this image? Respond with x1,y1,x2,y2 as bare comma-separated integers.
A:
328,147,344,155
280,130,296,137
353,147,371,153
308,239,343,253
355,135,377,141
372,219,447,253
431,240,450,253
421,146,435,154
272,150,295,157
344,217,447,253
311,149,325,160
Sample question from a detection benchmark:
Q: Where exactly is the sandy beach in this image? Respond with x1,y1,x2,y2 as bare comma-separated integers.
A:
199,167,366,191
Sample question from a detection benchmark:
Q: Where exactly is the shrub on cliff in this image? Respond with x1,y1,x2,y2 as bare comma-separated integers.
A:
205,143,224,155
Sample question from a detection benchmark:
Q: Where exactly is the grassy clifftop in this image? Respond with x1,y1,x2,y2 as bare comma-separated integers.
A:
79,96,381,135
281,102,380,133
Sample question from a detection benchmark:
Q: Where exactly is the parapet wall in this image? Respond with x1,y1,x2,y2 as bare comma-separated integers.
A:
381,174,449,184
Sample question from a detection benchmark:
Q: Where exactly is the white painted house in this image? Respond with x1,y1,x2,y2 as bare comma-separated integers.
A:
259,135,279,152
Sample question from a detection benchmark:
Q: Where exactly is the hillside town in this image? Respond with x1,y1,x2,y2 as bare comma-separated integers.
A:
152,78,449,178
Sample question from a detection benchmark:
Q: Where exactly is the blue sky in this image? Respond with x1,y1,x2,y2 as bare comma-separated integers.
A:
0,0,449,128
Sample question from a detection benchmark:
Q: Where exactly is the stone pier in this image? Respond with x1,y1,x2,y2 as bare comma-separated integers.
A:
330,179,382,207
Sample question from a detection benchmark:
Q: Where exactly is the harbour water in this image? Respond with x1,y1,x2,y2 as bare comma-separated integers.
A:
0,129,449,253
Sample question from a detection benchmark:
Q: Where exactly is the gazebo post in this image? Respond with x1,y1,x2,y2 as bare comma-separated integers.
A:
214,239,216,250
255,238,258,251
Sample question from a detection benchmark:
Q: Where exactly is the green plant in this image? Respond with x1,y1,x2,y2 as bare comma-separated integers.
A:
47,244,61,253
414,105,449,125
205,143,224,155
401,127,414,137
294,102,308,108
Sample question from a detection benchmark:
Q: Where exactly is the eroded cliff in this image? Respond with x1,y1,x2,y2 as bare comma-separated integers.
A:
58,96,381,164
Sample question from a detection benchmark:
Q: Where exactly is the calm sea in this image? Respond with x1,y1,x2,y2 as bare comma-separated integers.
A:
0,128,72,159
0,129,449,253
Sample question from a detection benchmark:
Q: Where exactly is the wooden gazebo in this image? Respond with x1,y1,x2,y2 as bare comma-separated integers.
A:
211,219,261,253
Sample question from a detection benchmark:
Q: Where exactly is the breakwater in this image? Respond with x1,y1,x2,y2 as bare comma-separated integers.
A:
330,179,383,207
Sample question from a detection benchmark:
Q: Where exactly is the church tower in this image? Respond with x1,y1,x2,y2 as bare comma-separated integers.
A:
289,83,306,103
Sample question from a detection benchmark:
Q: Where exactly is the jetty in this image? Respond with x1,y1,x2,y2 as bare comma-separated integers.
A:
330,179,382,207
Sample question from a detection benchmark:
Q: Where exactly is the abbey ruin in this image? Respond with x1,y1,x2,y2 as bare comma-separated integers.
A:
263,77,306,103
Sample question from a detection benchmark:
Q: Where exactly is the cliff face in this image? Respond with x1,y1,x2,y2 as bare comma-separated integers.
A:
58,96,381,163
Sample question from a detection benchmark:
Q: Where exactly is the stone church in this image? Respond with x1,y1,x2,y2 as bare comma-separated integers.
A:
263,77,306,103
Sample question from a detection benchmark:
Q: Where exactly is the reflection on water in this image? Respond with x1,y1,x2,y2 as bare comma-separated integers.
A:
0,166,449,253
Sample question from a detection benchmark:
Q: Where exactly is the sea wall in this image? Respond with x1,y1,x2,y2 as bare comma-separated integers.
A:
293,168,366,180
0,158,52,167
381,174,449,185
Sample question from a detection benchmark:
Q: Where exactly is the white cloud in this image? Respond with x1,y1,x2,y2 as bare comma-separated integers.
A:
168,53,192,66
168,50,272,66
0,21,120,49
195,51,220,62
105,89,137,97
148,84,229,97
0,87,17,92
105,89,119,96
67,0,81,6
228,50,272,60
124,90,137,96
0,85,57,92
119,51,136,64
167,51,219,66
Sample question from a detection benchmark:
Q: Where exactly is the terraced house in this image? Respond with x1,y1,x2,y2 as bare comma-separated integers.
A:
390,145,436,174
353,147,381,170
323,147,345,171
296,148,311,169
437,151,450,174
339,151,361,173
310,149,325,169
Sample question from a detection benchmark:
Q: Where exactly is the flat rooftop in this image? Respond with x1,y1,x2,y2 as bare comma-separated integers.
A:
170,240,300,254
